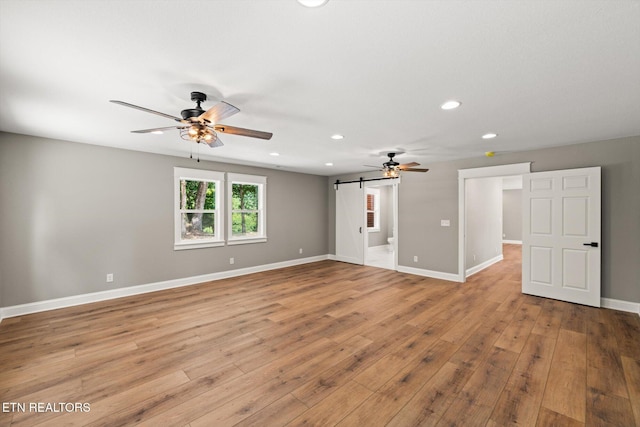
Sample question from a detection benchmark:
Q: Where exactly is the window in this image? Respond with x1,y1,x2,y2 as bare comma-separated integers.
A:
366,188,380,232
174,167,224,250
227,173,267,244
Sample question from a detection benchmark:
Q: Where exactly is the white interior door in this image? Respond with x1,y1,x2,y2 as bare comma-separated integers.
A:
522,167,601,307
335,182,364,265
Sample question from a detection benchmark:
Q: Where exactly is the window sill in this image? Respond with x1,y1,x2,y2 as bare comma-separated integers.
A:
174,240,225,251
227,237,267,246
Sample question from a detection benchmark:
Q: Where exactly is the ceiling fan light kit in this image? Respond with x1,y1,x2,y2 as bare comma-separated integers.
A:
383,166,400,178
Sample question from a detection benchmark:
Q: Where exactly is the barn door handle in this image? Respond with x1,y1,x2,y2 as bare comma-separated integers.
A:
583,242,598,247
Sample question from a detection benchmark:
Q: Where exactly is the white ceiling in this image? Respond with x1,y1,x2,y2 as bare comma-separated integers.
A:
1,0,639,176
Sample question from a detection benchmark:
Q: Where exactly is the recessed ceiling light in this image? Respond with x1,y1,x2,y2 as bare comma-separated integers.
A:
298,0,329,7
151,130,163,135
331,134,344,140
325,162,334,166
441,100,461,110
269,152,280,156
482,133,498,139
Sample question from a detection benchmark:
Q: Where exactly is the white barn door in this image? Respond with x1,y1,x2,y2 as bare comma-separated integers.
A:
335,182,364,265
522,167,601,307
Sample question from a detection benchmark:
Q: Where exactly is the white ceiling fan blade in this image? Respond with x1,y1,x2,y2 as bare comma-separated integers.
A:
204,136,224,148
110,100,184,122
131,126,187,134
199,101,240,124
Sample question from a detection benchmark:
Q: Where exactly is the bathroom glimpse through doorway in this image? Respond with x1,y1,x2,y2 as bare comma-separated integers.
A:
364,181,398,270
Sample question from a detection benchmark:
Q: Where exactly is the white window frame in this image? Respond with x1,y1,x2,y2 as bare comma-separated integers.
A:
174,167,225,250
366,188,380,232
227,173,267,245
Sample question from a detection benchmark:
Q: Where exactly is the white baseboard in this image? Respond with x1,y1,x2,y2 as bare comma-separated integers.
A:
466,254,504,277
4,255,637,322
397,265,463,283
601,297,640,315
502,240,522,245
0,255,329,320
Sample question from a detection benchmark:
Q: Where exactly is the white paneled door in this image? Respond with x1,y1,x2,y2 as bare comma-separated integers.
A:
335,182,364,265
522,167,601,307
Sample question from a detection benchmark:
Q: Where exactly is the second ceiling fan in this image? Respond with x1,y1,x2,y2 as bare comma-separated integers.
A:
110,91,273,148
366,152,429,177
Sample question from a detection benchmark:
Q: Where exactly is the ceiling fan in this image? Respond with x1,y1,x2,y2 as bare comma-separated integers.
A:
366,152,429,177
110,91,273,148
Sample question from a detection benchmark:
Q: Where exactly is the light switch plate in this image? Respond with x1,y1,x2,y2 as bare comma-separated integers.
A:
441,219,450,227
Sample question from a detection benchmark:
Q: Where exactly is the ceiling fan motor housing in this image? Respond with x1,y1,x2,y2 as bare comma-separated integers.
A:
181,91,207,120
384,152,399,168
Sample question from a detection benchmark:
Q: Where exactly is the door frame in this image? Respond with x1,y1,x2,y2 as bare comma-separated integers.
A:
364,179,400,270
457,162,532,282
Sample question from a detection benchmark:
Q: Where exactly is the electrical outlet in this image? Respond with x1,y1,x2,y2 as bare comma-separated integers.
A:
299,248,303,254
106,273,114,283
229,257,235,265
440,219,450,227
413,255,418,263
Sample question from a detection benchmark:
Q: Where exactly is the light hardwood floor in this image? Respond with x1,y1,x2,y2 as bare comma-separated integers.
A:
1,245,639,426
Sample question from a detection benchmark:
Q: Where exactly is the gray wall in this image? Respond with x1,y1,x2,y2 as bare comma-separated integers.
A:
330,135,640,303
503,189,523,241
0,132,329,307
466,177,503,270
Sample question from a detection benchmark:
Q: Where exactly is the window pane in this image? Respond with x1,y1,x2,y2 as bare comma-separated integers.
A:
232,184,259,210
232,212,259,236
367,212,375,228
181,213,215,240
181,180,216,210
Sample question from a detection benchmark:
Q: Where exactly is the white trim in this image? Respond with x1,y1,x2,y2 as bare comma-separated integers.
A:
3,257,637,322
396,265,463,283
465,254,504,277
227,172,267,243
601,298,640,315
0,255,329,319
174,167,225,249
227,237,267,246
458,162,531,283
174,240,225,250
502,240,523,245
459,163,532,179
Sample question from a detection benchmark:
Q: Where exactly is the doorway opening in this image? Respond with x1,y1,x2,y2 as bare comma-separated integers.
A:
365,180,398,270
458,163,531,282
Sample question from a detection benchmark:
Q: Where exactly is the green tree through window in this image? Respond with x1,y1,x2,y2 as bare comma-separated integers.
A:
232,183,259,236
180,180,217,239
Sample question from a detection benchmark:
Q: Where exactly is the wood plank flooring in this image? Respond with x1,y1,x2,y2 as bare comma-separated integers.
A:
1,245,639,426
